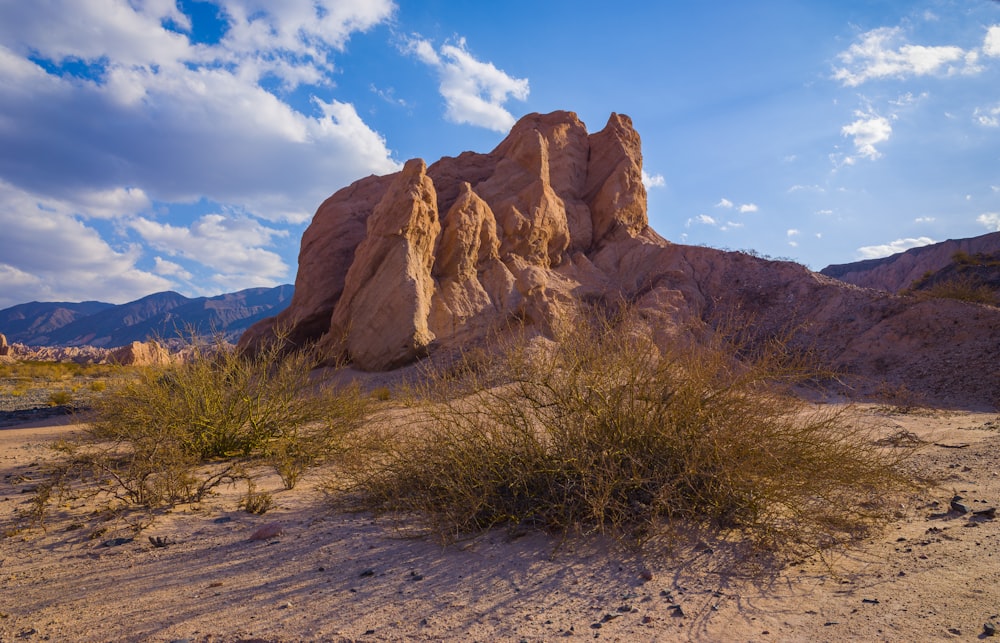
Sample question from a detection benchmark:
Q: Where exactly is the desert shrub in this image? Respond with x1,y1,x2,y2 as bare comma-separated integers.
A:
46,390,73,406
919,275,997,306
58,334,370,508
347,312,915,554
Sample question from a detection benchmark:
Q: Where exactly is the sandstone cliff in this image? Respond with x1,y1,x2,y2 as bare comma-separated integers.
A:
240,111,1000,408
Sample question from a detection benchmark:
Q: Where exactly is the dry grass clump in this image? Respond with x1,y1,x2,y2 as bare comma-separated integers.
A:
34,335,369,518
347,312,915,554
918,275,997,306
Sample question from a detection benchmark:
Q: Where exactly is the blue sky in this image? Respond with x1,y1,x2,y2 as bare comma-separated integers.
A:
1,0,999,308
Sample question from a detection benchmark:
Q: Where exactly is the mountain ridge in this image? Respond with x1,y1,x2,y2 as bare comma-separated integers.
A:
0,285,293,348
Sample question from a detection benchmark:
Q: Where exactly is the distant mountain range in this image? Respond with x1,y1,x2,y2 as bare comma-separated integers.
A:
0,285,293,347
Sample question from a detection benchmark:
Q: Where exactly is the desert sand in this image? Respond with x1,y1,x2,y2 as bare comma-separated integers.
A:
1,406,998,642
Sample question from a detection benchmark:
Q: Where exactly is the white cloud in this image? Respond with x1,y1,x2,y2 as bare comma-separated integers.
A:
985,25,1000,57
715,198,734,209
974,104,1000,127
129,213,290,289
686,214,717,228
914,216,936,223
641,170,665,189
0,1,401,228
978,213,1000,231
738,203,758,213
816,209,834,215
0,180,173,308
787,229,800,247
856,236,935,260
842,111,892,160
153,257,193,281
405,36,529,132
833,26,975,86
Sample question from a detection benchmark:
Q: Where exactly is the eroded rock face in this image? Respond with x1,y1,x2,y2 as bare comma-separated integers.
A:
323,159,441,370
243,111,650,371
109,340,172,367
0,333,8,356
241,110,1000,407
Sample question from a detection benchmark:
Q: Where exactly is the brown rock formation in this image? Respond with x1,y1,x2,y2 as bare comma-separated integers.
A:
109,340,172,367
241,110,1000,408
0,333,8,356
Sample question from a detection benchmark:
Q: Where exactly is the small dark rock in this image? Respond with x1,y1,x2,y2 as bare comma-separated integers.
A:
212,516,233,524
670,604,685,617
409,571,424,581
951,498,972,514
984,622,997,637
862,598,880,605
359,568,376,577
101,537,134,547
973,507,997,519
148,535,173,548
364,629,376,635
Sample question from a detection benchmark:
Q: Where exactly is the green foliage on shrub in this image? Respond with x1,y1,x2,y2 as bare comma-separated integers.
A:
347,311,915,554
45,335,370,510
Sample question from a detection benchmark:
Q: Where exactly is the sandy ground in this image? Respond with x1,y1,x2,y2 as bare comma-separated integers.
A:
1,406,998,642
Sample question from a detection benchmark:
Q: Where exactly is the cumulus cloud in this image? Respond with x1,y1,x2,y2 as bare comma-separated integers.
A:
787,229,800,247
642,170,665,189
0,180,173,308
856,237,935,260
129,213,290,290
405,36,528,132
716,198,757,213
985,25,1000,57
978,212,1000,231
0,1,404,304
842,111,892,160
914,216,936,223
833,26,976,86
687,214,717,227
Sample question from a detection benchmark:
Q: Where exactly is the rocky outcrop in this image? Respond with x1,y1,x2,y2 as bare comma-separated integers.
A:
241,110,1000,408
0,333,8,356
240,111,650,371
821,232,1000,293
109,341,172,367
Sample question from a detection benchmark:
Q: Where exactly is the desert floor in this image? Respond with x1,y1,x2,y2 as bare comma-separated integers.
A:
1,405,998,643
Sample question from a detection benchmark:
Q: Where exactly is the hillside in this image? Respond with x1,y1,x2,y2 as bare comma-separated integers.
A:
820,231,1000,294
0,285,293,348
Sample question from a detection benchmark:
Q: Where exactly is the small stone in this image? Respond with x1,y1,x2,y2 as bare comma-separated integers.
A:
670,604,685,617
862,598,880,605
984,622,997,637
951,498,972,514
973,507,996,519
101,537,134,547
359,568,376,577
148,535,173,548
948,627,961,635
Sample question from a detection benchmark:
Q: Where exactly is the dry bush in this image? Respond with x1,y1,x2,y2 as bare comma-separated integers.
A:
346,311,915,554
918,275,997,306
36,334,370,516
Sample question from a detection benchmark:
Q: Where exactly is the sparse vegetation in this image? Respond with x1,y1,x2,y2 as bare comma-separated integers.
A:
344,310,916,554
919,275,997,306
46,390,73,406
28,334,370,522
